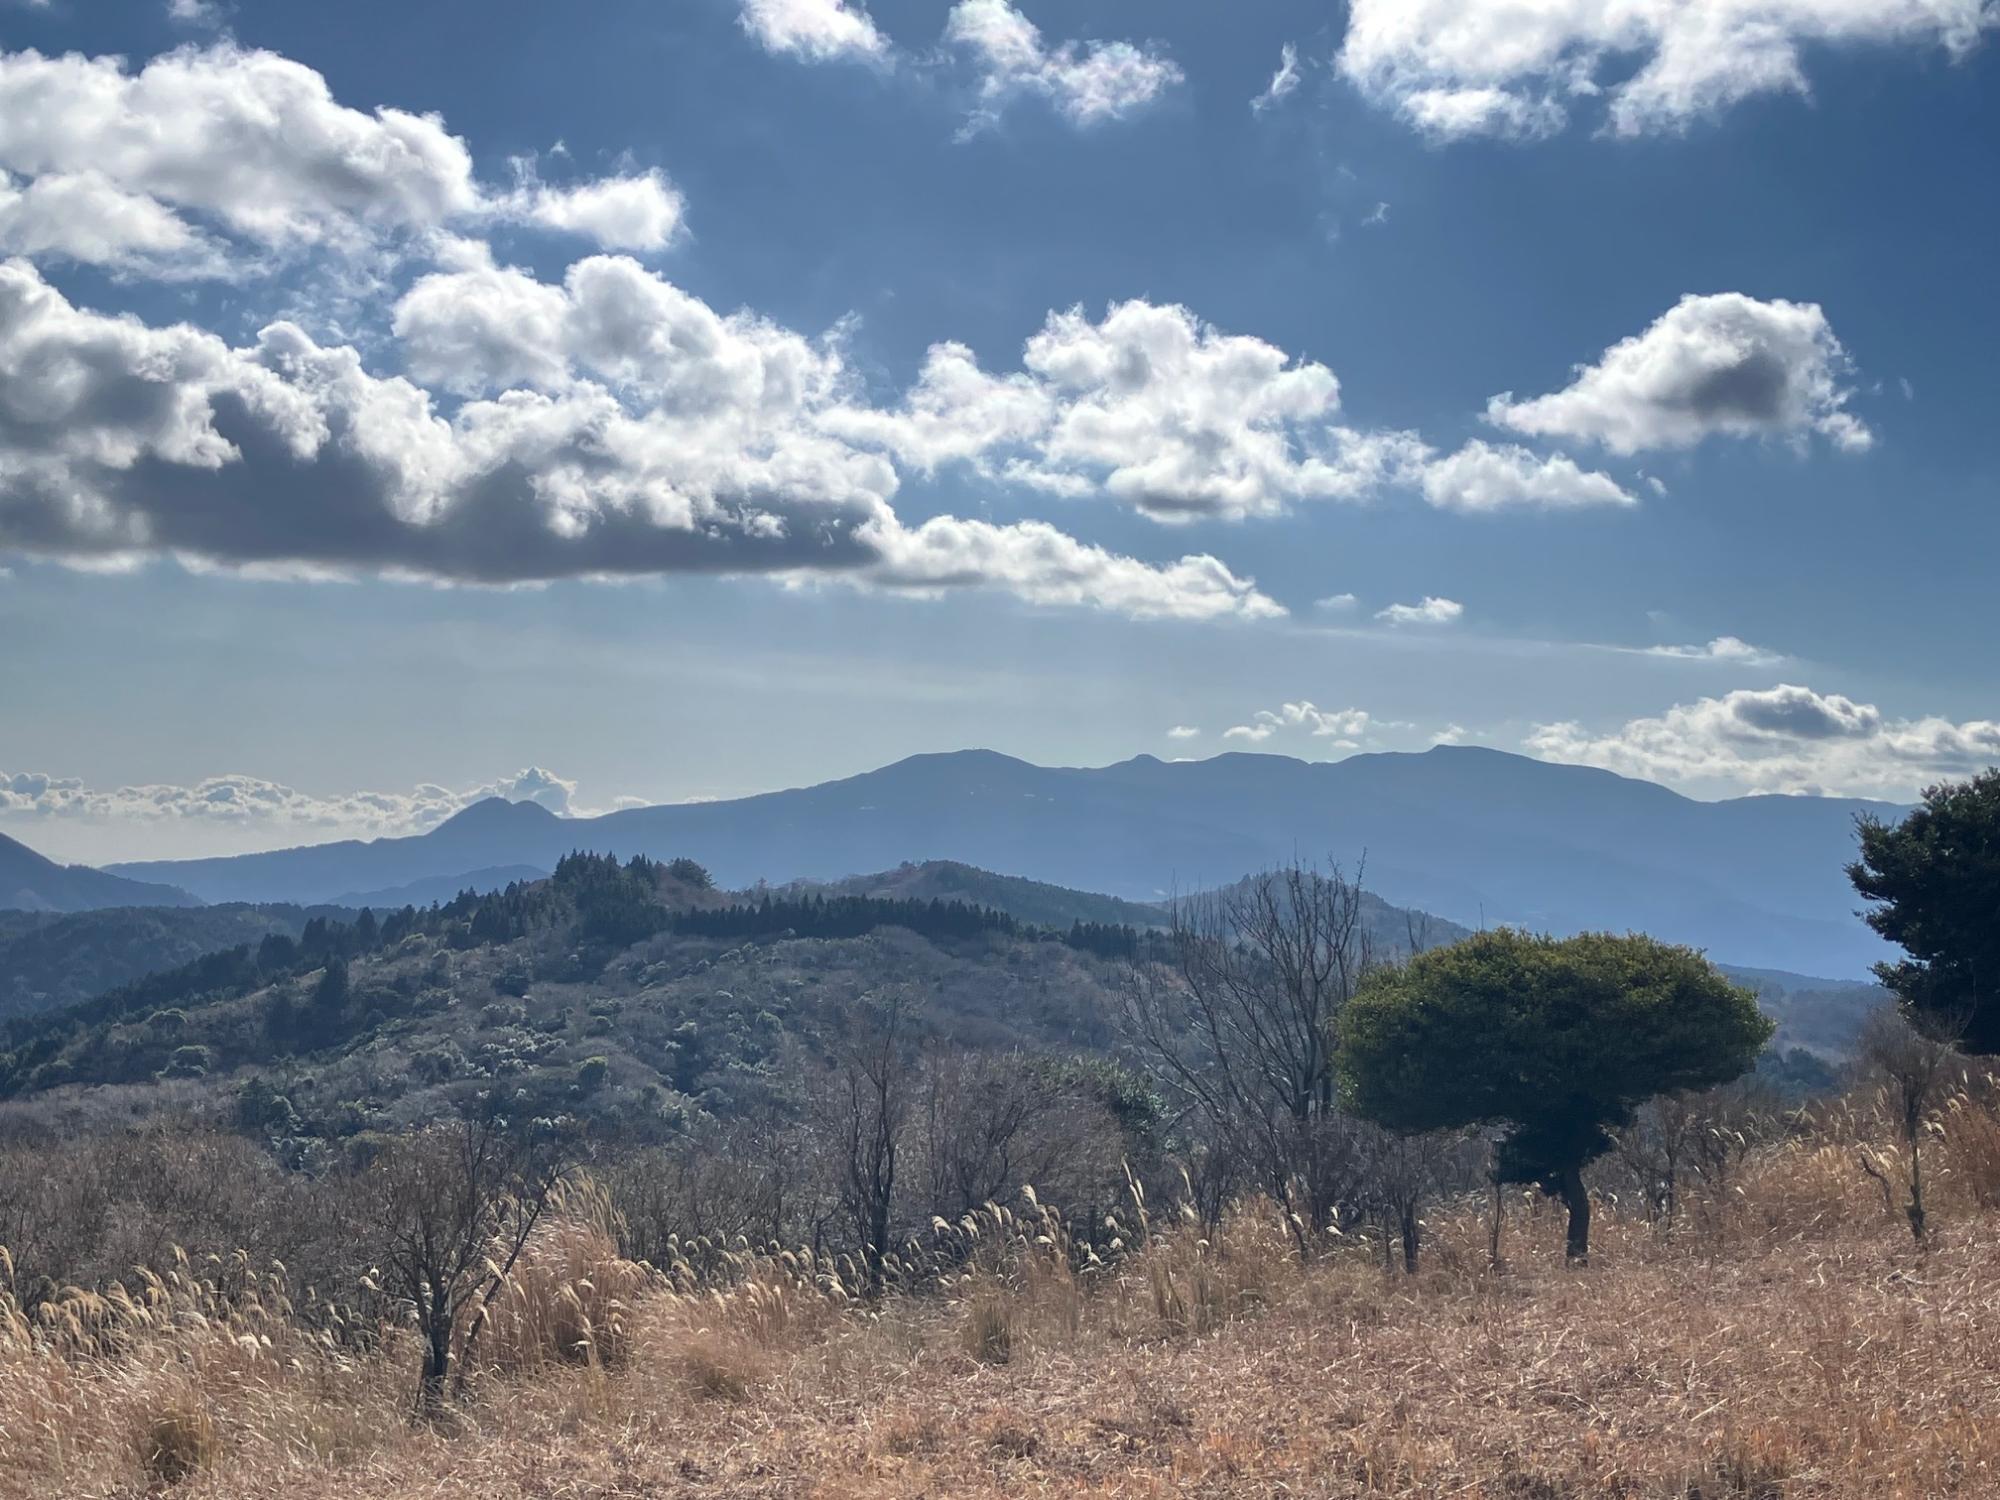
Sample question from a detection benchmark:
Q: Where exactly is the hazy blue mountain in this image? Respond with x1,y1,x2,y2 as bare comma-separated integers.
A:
107,746,1902,976
110,797,568,910
0,831,198,912
330,864,550,910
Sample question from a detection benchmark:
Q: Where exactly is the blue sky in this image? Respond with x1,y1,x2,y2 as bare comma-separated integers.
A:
1,0,1996,862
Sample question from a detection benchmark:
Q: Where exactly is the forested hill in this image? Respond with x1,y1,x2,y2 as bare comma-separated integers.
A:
1,851,1174,1079
0,851,1165,1145
0,858,1177,1026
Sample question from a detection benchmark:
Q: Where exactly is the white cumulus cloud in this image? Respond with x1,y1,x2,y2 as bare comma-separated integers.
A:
513,170,685,252
0,258,1278,621
829,298,1430,522
166,0,224,25
0,168,227,277
1487,294,1870,455
946,0,1182,133
1223,701,1384,748
0,43,684,274
1376,596,1464,626
1526,683,2000,799
847,513,1282,621
739,0,890,62
1420,440,1636,512
1339,0,1998,140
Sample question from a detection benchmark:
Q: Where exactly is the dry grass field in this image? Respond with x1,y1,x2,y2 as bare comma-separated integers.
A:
7,1101,2000,1500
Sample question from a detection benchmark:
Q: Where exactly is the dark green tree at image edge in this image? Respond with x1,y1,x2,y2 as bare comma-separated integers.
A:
1849,768,2000,1055
1338,930,1772,1262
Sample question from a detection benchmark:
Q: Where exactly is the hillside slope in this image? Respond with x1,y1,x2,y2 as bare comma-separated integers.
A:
0,903,354,1021
783,860,1169,930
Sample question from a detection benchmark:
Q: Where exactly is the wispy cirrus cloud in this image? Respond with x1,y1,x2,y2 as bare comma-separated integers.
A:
1642,635,1783,666
1251,43,1301,113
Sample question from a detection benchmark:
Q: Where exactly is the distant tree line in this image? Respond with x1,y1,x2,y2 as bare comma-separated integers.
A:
675,892,1016,944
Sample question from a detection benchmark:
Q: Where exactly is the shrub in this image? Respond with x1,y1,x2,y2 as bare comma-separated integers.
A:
160,1044,212,1079
677,1327,766,1400
960,1284,1015,1364
134,1389,217,1486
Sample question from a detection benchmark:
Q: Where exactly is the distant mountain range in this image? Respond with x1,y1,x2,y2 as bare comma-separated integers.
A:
98,746,1901,977
0,830,196,913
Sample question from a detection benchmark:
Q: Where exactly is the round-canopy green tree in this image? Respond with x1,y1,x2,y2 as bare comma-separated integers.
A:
1337,930,1771,1261
1848,768,2000,1054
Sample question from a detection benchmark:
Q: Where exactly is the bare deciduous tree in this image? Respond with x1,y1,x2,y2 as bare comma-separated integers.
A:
911,1049,1127,1244
1856,1008,1962,1246
1123,861,1376,1254
1355,1122,1474,1274
821,989,920,1292
1611,1080,1776,1233
369,1112,570,1416
1613,1091,1707,1226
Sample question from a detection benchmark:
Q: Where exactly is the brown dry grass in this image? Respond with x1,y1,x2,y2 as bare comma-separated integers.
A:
7,1107,2000,1499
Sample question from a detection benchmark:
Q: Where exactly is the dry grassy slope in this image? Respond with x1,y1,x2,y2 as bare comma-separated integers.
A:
8,1135,2000,1500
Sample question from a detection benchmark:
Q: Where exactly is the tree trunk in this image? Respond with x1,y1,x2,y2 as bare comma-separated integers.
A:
1906,1133,1927,1247
866,1188,891,1294
1277,1179,1312,1263
1400,1203,1420,1275
416,1313,451,1418
1560,1166,1591,1264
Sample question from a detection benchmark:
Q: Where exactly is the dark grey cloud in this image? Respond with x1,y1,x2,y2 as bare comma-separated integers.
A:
0,260,1279,619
